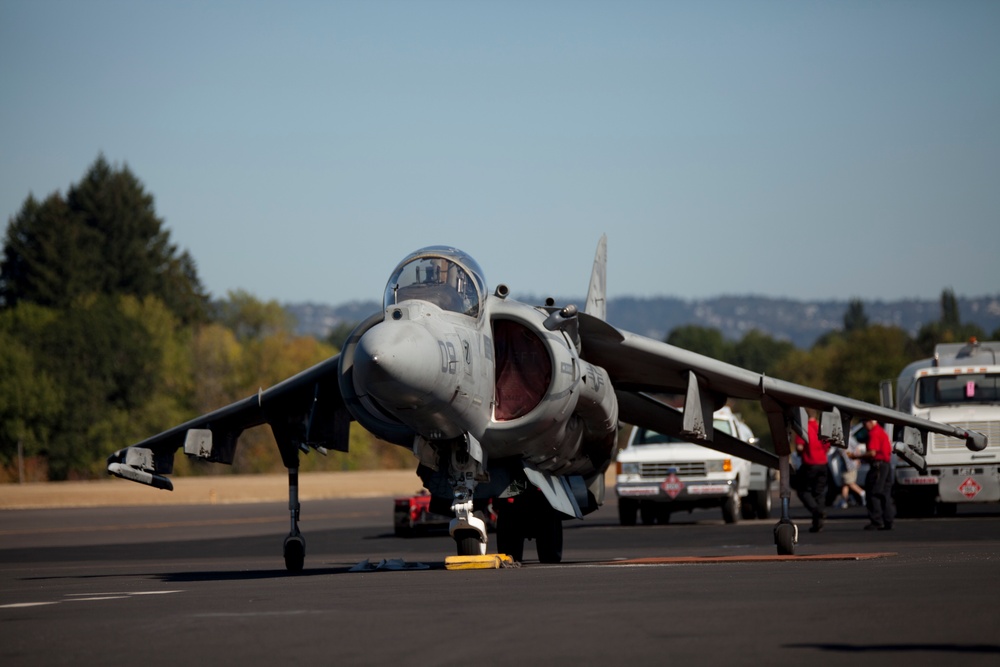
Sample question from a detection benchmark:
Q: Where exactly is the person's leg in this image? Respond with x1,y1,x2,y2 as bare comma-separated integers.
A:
799,465,820,515
870,462,888,527
880,468,894,528
864,464,883,527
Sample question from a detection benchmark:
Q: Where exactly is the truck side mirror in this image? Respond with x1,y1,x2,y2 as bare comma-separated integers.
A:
879,379,894,410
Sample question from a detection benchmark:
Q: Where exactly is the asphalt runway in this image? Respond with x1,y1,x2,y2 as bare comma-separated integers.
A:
2,495,999,667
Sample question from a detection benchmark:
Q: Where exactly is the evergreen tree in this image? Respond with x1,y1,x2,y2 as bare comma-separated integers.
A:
1,155,209,324
0,194,97,309
38,296,160,478
940,288,961,329
843,298,869,332
915,288,985,355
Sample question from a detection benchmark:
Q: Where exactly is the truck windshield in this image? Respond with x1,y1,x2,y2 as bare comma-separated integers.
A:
915,372,1000,407
635,419,733,444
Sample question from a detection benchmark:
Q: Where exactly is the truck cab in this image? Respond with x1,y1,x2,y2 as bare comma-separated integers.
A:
890,339,1000,516
615,406,773,525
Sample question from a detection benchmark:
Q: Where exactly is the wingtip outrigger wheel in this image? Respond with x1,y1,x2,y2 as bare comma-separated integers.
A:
774,520,798,556
774,452,798,555
284,534,305,572
283,466,306,572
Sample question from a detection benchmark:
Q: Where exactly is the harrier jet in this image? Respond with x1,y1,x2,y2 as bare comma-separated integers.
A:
108,237,987,569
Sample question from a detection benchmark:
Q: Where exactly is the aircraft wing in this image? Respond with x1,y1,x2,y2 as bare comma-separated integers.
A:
578,314,988,464
107,355,351,489
616,391,778,468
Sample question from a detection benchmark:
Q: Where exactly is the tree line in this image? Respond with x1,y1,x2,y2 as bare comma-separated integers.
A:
0,157,410,482
2,157,996,480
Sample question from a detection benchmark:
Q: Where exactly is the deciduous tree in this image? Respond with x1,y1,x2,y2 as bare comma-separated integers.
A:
0,306,62,481
666,325,731,360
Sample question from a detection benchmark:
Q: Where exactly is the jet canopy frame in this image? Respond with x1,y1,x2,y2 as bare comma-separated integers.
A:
384,246,488,318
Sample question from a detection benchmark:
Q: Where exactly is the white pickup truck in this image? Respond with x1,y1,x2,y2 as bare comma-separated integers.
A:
615,406,773,525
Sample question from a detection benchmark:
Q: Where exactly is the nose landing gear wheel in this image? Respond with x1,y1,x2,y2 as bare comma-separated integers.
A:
455,529,486,556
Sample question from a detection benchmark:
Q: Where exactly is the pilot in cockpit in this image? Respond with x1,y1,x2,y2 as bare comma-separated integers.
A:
387,253,482,318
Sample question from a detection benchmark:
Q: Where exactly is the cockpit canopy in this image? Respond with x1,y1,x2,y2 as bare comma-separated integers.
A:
383,246,488,318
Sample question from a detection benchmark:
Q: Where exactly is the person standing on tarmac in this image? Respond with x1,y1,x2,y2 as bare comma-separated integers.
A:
835,436,867,509
795,412,828,533
851,419,894,531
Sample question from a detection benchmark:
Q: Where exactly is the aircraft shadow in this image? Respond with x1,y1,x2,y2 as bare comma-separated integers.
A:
787,642,1000,655
159,561,450,582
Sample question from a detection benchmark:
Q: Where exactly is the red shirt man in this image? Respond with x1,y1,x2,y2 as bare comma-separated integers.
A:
798,417,828,465
858,419,894,530
795,416,829,532
865,420,892,462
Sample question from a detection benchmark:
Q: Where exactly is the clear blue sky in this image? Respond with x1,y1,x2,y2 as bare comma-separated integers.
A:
2,0,998,306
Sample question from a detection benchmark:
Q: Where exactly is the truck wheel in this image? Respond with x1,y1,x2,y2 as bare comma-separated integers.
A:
640,502,657,525
722,492,741,524
756,489,773,519
618,498,638,526
752,480,773,519
937,502,957,517
655,505,672,524
896,488,935,517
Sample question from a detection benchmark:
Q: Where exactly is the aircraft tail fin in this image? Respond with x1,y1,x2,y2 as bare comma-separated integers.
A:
584,235,607,320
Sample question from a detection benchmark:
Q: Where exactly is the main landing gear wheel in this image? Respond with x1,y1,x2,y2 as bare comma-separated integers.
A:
495,490,564,563
284,534,305,572
774,522,796,556
283,466,306,572
535,510,563,564
496,514,525,562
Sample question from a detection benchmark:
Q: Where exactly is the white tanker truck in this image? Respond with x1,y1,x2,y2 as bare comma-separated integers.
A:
882,339,1000,516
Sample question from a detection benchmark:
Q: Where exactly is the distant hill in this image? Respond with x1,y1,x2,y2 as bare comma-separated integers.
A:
286,294,1000,349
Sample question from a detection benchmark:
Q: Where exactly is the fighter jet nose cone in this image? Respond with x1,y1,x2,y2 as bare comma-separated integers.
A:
353,320,442,404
